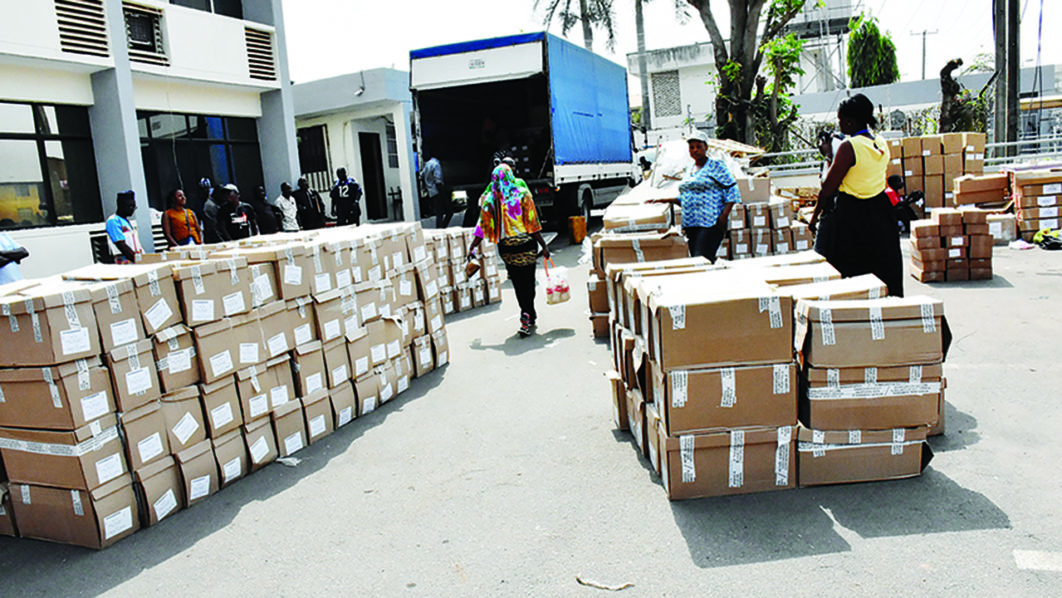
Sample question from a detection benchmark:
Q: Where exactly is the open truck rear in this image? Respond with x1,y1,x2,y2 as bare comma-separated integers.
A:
410,32,634,226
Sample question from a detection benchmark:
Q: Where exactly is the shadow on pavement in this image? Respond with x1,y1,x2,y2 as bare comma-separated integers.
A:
931,275,1014,290
444,301,502,323
467,328,577,357
927,401,981,453
0,365,450,595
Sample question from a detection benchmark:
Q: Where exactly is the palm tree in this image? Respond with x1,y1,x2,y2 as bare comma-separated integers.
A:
535,0,616,51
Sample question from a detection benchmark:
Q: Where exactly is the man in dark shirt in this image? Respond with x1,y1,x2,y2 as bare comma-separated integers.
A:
330,168,363,226
216,184,259,241
248,185,280,235
293,177,326,230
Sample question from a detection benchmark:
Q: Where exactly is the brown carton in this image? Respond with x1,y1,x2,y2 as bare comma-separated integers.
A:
272,399,307,457
658,426,795,500
11,475,139,548
923,155,944,176
79,278,145,353
313,287,360,345
602,202,673,232
235,355,295,421
750,229,773,257
797,426,931,487
160,386,207,453
175,439,218,507
194,314,265,385
756,262,841,287
431,328,449,367
592,231,689,272
243,416,277,471
210,243,312,300
954,173,1008,194
727,203,747,230
902,156,923,178
347,327,372,379
746,203,771,229
801,364,943,430
901,136,921,157
969,235,993,259
153,325,200,392
783,274,888,302
330,380,357,428
790,223,813,252
292,340,327,398
728,228,751,257
0,414,127,490
412,335,434,378
943,154,963,176
736,177,770,203
323,337,352,389
302,388,334,444
795,297,950,368
772,229,793,254
63,263,180,335
0,358,114,430
354,372,380,416
212,428,248,488
931,208,964,227
254,300,294,360
920,135,942,156
106,339,161,412
134,455,183,526
941,132,964,154
0,282,100,366
173,259,252,327
377,361,397,404
910,263,945,282
119,401,170,471
200,377,243,438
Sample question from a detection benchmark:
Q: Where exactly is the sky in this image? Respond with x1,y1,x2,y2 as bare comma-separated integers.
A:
281,0,1059,104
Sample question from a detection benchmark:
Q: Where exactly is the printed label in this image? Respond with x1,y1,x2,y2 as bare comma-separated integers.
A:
680,435,696,483
314,273,332,295
223,457,242,482
796,240,809,250
363,395,377,414
775,426,791,486
71,489,84,516
380,382,394,402
103,506,134,540
807,380,941,400
249,394,269,418
76,359,90,391
728,430,745,488
438,351,448,365
61,327,91,356
338,406,354,426
909,365,923,383
323,319,341,341
869,306,885,340
387,340,401,359
210,350,234,378
283,265,303,286
270,385,289,408
355,356,370,376
361,302,377,322
948,248,961,258
169,348,192,374
306,372,323,395
21,485,30,504
172,412,199,445
250,436,269,463
419,347,432,367
397,375,409,394
309,414,327,437
430,315,443,332
848,430,862,444
211,403,234,429
920,303,937,333
827,368,840,387
137,432,164,463
1044,183,1062,195
222,292,245,316
154,489,177,520
773,364,790,394
668,305,686,330
145,299,173,331
336,269,352,288
191,265,205,295
332,365,348,384
720,368,736,408
263,332,287,357
239,343,259,365
95,452,123,484
812,430,825,444
371,344,386,363
189,475,211,500
293,324,312,346
125,367,152,395
110,319,139,347
80,392,109,422
819,308,836,346
284,432,304,454
864,367,878,383
192,300,214,323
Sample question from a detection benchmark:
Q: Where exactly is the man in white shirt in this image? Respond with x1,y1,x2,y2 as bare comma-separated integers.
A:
275,182,300,232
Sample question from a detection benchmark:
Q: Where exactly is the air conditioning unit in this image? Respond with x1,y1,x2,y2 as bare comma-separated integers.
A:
123,1,169,66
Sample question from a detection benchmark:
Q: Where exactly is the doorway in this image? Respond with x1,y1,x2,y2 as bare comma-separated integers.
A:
358,132,386,220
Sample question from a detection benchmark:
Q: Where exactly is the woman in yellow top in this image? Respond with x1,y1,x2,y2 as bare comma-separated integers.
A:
161,188,203,248
814,94,903,297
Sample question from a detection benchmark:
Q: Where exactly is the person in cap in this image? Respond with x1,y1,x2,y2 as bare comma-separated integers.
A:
653,130,740,263
105,190,143,264
216,184,259,241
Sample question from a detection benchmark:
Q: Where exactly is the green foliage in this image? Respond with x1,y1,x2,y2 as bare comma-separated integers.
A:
847,13,900,88
950,89,989,133
762,34,805,93
721,60,742,84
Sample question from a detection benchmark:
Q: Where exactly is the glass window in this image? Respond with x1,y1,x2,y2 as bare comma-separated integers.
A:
212,0,243,19
148,114,190,140
225,117,258,142
231,144,264,193
170,0,211,10
0,103,36,134
0,139,47,228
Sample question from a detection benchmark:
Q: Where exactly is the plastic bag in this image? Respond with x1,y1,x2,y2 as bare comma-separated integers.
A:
544,258,570,305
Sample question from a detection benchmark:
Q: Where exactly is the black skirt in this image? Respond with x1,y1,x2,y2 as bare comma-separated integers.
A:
829,191,904,297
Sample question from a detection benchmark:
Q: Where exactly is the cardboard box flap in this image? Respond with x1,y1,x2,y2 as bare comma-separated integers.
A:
312,286,353,304
106,338,154,363
175,438,212,464
211,428,241,449
605,257,711,281
727,250,825,269
8,281,94,312
783,275,888,302
910,221,940,237
119,400,162,424
79,279,136,303
135,454,176,482
160,386,199,403
63,264,137,282
648,274,779,311
0,412,117,444
210,243,307,262
172,260,221,280
661,425,791,450
0,357,104,382
200,376,235,396
252,300,287,320
193,316,241,340
88,472,133,501
595,230,684,248
272,398,302,418
301,388,329,407
805,363,943,384
294,340,323,355
154,324,191,344
1012,169,1062,187
243,415,272,434
796,426,929,445
798,296,944,323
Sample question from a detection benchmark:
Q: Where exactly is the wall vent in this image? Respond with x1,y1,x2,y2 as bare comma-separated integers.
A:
123,2,168,66
245,27,277,81
55,0,110,58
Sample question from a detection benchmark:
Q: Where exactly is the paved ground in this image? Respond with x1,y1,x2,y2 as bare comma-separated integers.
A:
1,229,1060,597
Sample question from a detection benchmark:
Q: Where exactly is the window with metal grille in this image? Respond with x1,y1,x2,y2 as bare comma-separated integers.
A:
385,122,399,169
651,71,681,117
123,2,168,66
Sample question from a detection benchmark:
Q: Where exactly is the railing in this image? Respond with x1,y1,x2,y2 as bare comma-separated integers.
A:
985,135,1062,165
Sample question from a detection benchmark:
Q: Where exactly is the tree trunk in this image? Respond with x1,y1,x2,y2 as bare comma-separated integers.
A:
635,0,651,135
580,0,594,50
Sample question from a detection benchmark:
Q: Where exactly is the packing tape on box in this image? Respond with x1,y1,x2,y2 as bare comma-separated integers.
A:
827,369,840,387
758,296,783,329
869,306,885,341
105,284,122,314
728,430,745,488
909,365,923,383
631,239,645,262
668,305,686,330
798,439,921,455
296,297,310,318
868,286,882,299
192,265,205,295
42,368,62,409
147,269,162,297
71,489,84,516
21,485,30,505
2,303,17,332
0,425,119,457
680,435,696,483
167,336,180,351
156,325,179,343
775,426,791,486
773,364,790,394
920,303,937,333
312,245,323,273
819,307,836,346
76,359,90,391
808,380,941,400
864,367,878,383
25,300,42,343
0,383,5,403
128,350,140,371
848,430,862,444
720,368,736,408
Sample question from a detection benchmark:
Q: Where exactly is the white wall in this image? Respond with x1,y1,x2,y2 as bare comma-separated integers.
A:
132,75,263,116
0,0,112,69
0,63,95,106
5,223,97,279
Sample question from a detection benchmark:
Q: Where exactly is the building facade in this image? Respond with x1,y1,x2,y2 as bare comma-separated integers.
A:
0,0,299,277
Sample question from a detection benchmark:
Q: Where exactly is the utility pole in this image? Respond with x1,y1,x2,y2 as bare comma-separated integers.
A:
635,0,651,145
994,0,1007,149
993,0,1020,156
1007,0,1020,155
910,29,939,80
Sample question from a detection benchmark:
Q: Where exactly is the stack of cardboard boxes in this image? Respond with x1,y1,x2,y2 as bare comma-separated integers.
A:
1011,170,1062,241
887,133,986,210
725,197,799,260
908,208,994,282
0,222,451,548
424,229,503,315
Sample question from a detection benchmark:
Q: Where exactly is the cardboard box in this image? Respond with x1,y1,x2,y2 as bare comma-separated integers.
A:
329,380,357,428
302,388,334,444
192,315,257,385
756,262,840,287
901,136,921,157
251,301,292,361
173,259,252,327
160,386,207,453
946,268,970,282
931,208,964,227
920,135,942,156
910,234,942,250
746,203,771,229
243,416,278,471
940,133,964,155
772,229,792,255
119,401,170,471
784,274,888,302
235,355,294,421
602,202,672,232
750,229,773,257
728,228,751,257
77,278,145,353
134,455,183,526
212,428,248,488
790,223,813,252
311,287,360,346
652,362,796,435
0,358,114,430
797,426,931,487
153,325,200,392
0,414,127,490
658,426,795,500
795,297,949,368
923,175,944,207
271,399,306,457
284,298,316,348
0,281,100,366
210,243,312,300
354,372,380,416
323,338,351,389
954,173,1008,194
801,364,942,430
64,263,181,336
923,155,944,176
910,262,945,283
292,340,327,398
431,329,449,368
902,156,923,178
736,177,770,203
175,439,218,507
1019,206,1061,221
910,245,949,264
200,376,243,438
11,475,139,548
592,231,689,272
412,335,434,378
376,362,397,404
106,339,161,412
727,203,747,230
943,154,963,176
987,214,1018,245
968,235,993,259
346,327,372,380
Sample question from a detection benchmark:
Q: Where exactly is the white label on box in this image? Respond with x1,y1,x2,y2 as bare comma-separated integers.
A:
668,305,686,330
950,236,964,247
719,367,736,408
848,430,862,444
368,265,382,282
352,267,364,283
154,488,177,521
775,426,791,486
812,430,825,444
315,273,332,294
222,292,245,316
680,435,696,483
776,217,790,228
323,319,341,341
426,280,438,298
776,243,789,254
398,375,409,393
61,327,91,356
189,475,211,500
306,372,323,395
344,315,358,335
439,350,448,365
758,296,784,329
868,286,882,300
371,344,386,363
250,435,269,463
922,150,931,157
223,457,242,482
819,308,836,346
309,414,327,437
211,402,234,429
294,324,312,346
332,365,348,384
103,506,133,540
729,431,746,488
249,394,269,418
753,216,767,227
253,275,274,303
268,333,288,357
138,432,164,463
110,319,139,347
669,371,688,408
284,265,303,286
284,432,304,454
191,266,205,295
173,412,199,445
869,306,885,341
192,300,214,323
920,303,937,333
210,350,233,377
239,343,259,365
796,240,809,250
95,452,123,484
400,279,413,297
949,248,961,258
336,269,352,288
756,244,769,255
905,170,913,177
773,364,790,394
430,315,443,332
1042,218,1061,229
419,347,432,367
387,340,401,359
1040,207,1060,218
145,298,173,331
126,367,152,395
361,302,377,322
270,385,289,408
355,356,369,376
864,367,878,383
338,406,353,426
169,348,192,374
909,365,923,383
1043,183,1062,195
80,391,109,422
380,382,394,402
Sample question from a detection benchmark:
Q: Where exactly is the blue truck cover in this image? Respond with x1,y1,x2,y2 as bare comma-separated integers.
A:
411,32,632,168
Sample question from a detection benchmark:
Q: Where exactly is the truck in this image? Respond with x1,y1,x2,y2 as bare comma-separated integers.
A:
410,32,634,226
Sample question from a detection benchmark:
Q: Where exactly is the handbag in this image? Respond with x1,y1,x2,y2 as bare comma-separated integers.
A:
543,258,570,304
